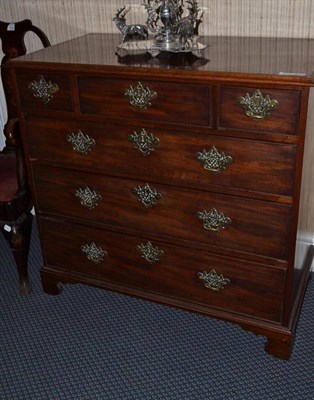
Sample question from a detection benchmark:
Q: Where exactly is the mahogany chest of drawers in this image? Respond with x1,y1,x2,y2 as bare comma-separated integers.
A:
7,34,314,359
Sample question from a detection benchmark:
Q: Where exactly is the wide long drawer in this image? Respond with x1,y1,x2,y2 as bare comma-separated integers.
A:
32,165,292,260
77,77,211,127
40,217,285,323
25,116,296,197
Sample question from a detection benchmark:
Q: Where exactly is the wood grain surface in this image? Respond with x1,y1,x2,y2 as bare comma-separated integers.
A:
1,0,314,248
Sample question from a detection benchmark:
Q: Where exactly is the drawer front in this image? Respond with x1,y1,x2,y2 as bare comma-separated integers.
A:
25,117,296,197
33,165,292,260
40,217,285,323
219,86,301,135
16,71,73,112
78,77,211,127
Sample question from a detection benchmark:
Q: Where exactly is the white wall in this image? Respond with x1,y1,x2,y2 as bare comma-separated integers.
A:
0,76,7,150
2,0,314,41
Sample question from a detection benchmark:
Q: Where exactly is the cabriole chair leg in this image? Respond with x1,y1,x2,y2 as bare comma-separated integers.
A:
2,212,33,295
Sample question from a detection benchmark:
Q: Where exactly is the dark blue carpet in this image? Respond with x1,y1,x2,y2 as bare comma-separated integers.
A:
0,223,313,400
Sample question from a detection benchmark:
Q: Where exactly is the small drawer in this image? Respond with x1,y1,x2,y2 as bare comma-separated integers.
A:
32,165,292,260
25,116,296,197
40,217,285,323
15,71,73,112
78,77,211,127
219,86,301,135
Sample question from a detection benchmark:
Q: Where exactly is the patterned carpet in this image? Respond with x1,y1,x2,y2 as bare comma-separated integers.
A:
0,223,313,400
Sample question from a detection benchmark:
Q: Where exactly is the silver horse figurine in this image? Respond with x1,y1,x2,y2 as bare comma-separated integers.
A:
112,7,148,43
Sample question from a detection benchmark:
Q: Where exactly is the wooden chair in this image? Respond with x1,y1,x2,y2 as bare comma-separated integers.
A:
0,20,50,294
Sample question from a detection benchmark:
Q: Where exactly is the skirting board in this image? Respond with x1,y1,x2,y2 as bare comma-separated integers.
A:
297,233,314,272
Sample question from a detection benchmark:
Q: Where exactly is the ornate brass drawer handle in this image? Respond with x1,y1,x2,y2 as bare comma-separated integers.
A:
132,183,162,207
81,242,108,264
197,146,233,174
128,128,160,156
239,89,278,120
28,75,59,104
67,130,96,155
198,208,232,232
75,186,102,209
125,81,157,111
138,241,164,264
197,269,230,292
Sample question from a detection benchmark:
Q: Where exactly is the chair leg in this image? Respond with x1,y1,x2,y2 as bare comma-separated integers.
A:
3,212,33,295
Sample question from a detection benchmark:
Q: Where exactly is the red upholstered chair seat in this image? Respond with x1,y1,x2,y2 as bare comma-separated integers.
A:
0,153,18,202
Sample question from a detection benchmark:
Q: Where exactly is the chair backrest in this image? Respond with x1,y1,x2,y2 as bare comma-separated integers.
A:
0,19,51,119
0,19,50,63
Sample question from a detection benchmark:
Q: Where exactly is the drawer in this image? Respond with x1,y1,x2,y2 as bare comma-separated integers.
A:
32,165,292,260
40,217,285,323
219,86,301,135
77,77,211,127
15,71,73,112
25,116,296,197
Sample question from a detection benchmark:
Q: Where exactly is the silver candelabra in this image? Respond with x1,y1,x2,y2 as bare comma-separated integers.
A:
112,0,207,57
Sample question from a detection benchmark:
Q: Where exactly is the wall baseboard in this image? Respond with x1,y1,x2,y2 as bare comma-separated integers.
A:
296,233,314,272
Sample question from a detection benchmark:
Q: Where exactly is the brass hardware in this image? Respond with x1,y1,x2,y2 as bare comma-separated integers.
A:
67,130,96,155
198,208,232,232
239,89,278,120
197,269,230,292
75,186,102,209
128,128,160,156
138,241,164,264
197,146,233,174
125,81,157,111
132,183,162,207
28,75,59,104
81,242,108,263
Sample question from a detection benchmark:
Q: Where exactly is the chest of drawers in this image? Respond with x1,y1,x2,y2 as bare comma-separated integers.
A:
7,34,314,359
